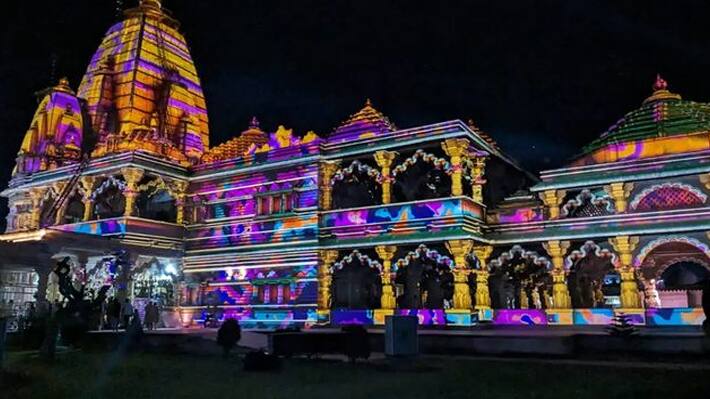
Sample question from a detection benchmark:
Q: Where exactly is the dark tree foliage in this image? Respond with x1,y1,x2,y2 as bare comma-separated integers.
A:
607,313,638,337
53,257,110,347
217,318,241,357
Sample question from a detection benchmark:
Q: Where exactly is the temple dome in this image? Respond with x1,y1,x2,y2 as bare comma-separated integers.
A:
575,75,710,165
77,0,209,163
328,99,396,143
14,78,83,176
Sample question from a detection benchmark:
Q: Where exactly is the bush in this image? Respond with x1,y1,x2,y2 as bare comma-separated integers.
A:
217,318,241,357
341,324,370,362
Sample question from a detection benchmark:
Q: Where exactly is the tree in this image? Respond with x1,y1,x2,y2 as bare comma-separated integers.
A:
217,318,241,358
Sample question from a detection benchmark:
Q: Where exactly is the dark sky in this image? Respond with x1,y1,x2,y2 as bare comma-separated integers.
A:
2,0,710,221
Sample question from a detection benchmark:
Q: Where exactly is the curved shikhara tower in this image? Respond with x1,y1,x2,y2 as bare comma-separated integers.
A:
15,0,210,176
78,0,209,163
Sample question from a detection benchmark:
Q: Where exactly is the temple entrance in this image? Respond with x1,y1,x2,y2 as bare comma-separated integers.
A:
637,238,710,308
394,245,454,309
566,242,619,308
489,246,551,309
330,251,381,309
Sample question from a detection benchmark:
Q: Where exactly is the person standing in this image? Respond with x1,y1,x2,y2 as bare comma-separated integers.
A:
108,297,121,332
121,298,133,330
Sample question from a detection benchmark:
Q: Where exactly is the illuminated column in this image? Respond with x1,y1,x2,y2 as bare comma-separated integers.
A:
472,245,493,309
317,249,339,312
52,181,69,225
604,182,634,213
374,151,397,204
609,236,642,309
471,155,487,203
442,138,470,196
170,180,189,224
29,187,47,229
79,176,96,221
539,190,566,220
699,174,710,190
121,167,144,217
543,240,572,308
446,239,474,310
375,245,397,309
319,161,340,210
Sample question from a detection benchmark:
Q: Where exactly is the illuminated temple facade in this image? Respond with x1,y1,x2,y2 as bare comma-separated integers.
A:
2,0,709,328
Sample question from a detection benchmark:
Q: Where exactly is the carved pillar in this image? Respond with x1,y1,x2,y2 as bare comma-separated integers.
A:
604,182,634,213
539,190,566,220
472,245,493,309
29,187,47,229
543,240,572,309
52,181,69,225
609,236,641,309
121,167,144,217
375,245,397,309
446,239,474,310
80,176,96,221
374,151,397,204
470,155,487,203
442,138,470,196
319,161,340,211
33,264,53,305
317,250,339,311
699,173,710,190
170,180,189,224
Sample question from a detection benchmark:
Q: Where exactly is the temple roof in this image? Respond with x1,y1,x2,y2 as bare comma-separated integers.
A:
582,75,710,154
328,99,397,143
201,117,268,163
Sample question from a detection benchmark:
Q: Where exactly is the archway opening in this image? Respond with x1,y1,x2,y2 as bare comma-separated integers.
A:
331,253,381,309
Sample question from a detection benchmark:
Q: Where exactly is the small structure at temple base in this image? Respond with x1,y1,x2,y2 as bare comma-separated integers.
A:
1,2,709,331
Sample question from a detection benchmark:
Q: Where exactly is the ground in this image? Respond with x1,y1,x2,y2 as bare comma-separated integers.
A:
4,350,710,399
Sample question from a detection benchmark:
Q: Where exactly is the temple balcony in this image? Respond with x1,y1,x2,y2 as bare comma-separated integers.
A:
49,216,184,252
319,196,485,247
487,206,710,244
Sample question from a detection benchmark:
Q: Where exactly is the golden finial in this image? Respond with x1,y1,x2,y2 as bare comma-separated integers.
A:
54,77,73,93
643,73,681,104
140,0,162,9
365,98,372,107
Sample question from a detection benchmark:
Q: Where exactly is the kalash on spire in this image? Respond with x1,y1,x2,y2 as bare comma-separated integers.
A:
72,0,210,165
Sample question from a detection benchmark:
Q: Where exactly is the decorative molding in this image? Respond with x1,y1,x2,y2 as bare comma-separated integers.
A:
393,244,454,272
490,245,551,271
330,249,382,273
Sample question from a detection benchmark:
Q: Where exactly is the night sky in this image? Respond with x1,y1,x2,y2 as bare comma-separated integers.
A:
2,0,710,226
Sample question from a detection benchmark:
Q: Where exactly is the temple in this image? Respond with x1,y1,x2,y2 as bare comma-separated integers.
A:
2,1,709,328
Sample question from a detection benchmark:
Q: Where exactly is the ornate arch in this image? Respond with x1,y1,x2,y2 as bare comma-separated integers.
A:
629,182,707,211
656,256,710,276
490,245,551,271
393,244,454,272
330,249,382,274
331,160,383,186
91,176,127,200
634,236,710,267
565,241,617,270
561,190,614,218
391,149,452,177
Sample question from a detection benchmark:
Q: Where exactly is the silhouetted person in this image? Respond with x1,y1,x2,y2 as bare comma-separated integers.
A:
121,299,133,330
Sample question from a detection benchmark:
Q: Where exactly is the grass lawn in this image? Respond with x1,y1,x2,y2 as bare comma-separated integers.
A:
3,351,710,399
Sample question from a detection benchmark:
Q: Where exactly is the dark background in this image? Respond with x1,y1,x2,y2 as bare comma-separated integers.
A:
2,0,710,227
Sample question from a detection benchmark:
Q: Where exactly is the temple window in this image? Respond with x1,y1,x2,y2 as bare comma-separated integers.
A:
560,189,614,218
630,183,707,212
331,159,382,208
255,191,297,216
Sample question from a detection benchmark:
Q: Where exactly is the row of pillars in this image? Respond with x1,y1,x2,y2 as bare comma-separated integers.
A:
24,167,189,230
319,138,487,210
316,235,643,314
